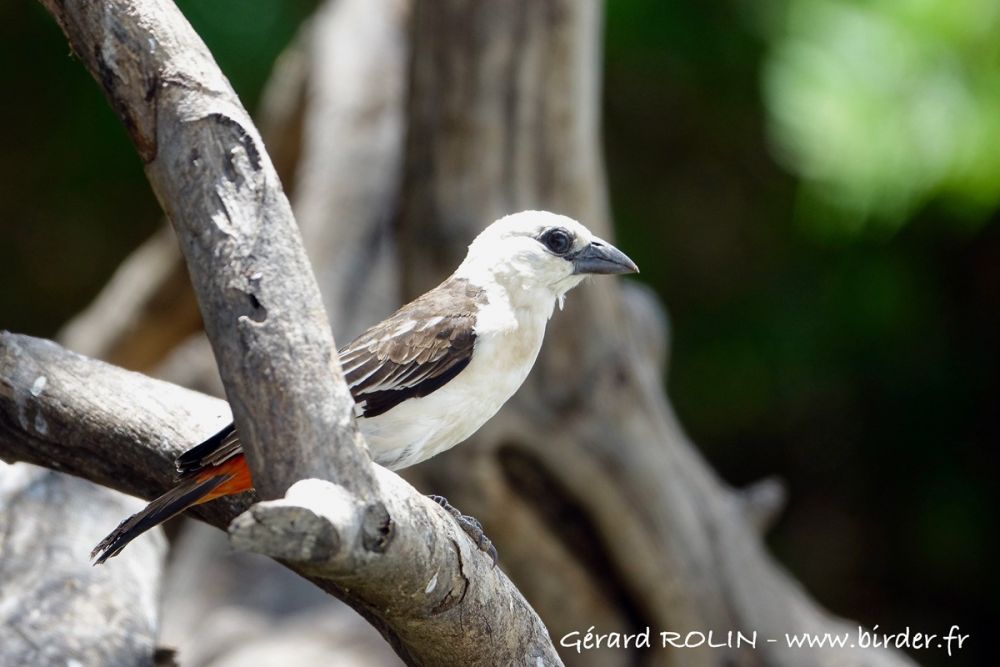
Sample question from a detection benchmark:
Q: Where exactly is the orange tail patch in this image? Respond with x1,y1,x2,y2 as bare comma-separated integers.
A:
195,454,253,504
92,454,255,564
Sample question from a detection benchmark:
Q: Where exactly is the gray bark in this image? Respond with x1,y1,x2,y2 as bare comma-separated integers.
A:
39,0,367,500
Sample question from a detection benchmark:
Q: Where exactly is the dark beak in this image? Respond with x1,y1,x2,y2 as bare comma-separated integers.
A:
571,237,639,275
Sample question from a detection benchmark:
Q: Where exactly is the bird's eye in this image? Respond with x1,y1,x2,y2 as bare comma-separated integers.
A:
540,228,573,255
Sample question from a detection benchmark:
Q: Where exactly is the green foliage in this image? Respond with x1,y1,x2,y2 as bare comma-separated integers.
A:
763,0,1000,233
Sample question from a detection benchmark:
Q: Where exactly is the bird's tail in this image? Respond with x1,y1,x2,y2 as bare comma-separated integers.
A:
91,454,252,565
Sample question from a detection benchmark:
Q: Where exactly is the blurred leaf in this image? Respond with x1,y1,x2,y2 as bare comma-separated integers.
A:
763,0,1000,233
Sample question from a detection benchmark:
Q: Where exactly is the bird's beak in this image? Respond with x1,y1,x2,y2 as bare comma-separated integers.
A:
571,237,639,275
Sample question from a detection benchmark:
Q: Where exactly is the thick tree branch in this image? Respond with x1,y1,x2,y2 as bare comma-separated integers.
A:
38,0,367,500
0,333,562,665
0,332,246,524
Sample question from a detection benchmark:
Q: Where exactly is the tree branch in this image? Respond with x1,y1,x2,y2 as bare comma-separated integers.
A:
0,332,246,524
0,332,562,665
38,0,368,500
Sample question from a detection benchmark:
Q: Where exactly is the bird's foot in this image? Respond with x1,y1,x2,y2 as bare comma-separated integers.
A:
428,494,498,567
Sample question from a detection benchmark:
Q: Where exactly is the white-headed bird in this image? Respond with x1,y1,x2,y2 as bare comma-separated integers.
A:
92,210,638,563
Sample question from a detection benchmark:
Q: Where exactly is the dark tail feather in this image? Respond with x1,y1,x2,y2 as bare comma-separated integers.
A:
91,475,228,565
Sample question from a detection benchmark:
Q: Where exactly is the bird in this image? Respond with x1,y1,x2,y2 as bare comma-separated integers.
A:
91,210,638,564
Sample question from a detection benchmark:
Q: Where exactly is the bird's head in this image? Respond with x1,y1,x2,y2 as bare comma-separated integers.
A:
455,210,638,310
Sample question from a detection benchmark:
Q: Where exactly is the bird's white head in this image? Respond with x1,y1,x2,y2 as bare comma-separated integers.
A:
455,210,638,312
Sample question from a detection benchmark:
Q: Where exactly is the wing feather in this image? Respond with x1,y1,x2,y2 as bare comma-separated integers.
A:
337,277,485,415
175,423,243,478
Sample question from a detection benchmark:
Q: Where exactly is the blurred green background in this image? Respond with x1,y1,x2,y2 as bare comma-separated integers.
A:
1,1,993,664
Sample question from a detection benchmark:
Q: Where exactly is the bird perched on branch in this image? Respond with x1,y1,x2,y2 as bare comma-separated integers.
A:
92,210,638,564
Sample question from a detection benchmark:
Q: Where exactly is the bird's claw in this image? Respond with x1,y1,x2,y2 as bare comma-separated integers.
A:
428,494,498,567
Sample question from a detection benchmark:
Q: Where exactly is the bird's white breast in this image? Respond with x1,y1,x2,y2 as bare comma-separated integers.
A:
358,295,547,470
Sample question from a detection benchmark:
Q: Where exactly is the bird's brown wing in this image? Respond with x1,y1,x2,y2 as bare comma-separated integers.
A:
338,277,485,418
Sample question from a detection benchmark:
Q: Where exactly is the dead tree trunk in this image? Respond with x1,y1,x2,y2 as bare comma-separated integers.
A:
2,1,916,666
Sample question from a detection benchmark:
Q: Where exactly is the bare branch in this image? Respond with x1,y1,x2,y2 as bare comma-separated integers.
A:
0,332,237,513
228,472,559,666
38,0,368,500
